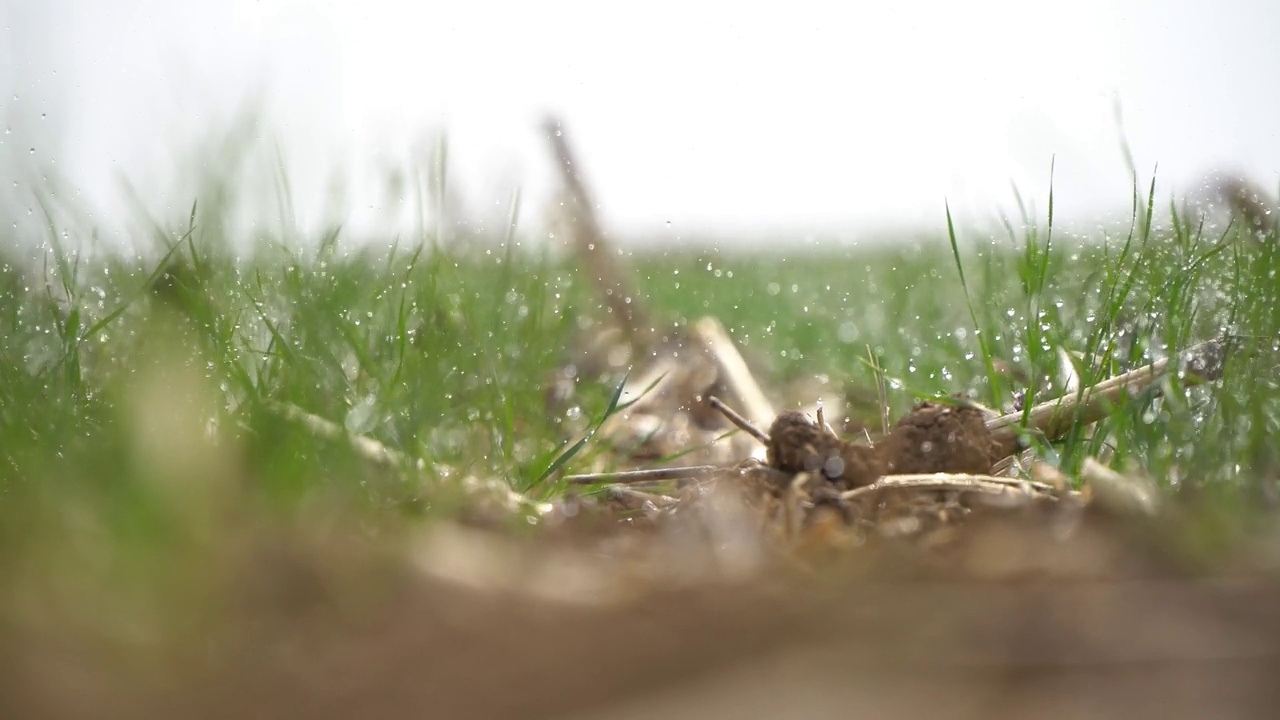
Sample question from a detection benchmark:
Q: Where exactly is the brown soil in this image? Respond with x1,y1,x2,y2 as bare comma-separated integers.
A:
5,513,1280,720
767,400,1002,489
879,400,1003,475
3,384,1275,720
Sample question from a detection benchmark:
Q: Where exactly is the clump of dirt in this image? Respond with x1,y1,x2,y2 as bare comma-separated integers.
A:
765,400,1001,490
878,400,1002,475
767,411,884,488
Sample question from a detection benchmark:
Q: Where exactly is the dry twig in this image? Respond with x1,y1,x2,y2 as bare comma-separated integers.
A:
691,316,776,427
565,465,720,485
268,401,551,515
544,117,652,345
840,473,1062,502
269,401,409,467
708,395,772,445
986,337,1237,456
1080,457,1160,516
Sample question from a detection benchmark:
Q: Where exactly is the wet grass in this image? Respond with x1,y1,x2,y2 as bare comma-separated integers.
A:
640,188,1278,489
1,168,1278,566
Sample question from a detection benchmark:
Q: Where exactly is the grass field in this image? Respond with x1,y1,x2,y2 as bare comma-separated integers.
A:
1,164,1279,716
4,177,1276,514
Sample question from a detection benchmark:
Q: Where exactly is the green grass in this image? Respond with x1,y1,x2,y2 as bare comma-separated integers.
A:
0,157,1277,660
643,207,1278,485
1,164,1278,568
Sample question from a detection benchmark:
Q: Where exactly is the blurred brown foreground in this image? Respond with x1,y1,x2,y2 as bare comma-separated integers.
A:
4,498,1280,720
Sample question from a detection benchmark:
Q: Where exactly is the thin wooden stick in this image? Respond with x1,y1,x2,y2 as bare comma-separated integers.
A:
691,316,776,427
816,401,838,437
985,337,1237,456
270,401,409,467
1080,457,1159,516
544,117,652,345
840,473,1061,502
606,486,678,507
708,395,771,445
565,465,720,485
268,401,551,515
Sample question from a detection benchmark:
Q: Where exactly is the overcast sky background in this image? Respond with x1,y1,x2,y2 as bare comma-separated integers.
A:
2,0,1278,248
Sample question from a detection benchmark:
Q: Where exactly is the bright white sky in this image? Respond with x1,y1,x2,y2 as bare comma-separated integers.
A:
2,0,1278,246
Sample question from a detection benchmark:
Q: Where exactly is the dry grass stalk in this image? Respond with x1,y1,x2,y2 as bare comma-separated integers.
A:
565,465,720,485
544,117,652,346
691,316,776,427
269,401,551,515
605,486,678,516
1080,457,1160,516
708,395,771,445
986,337,1235,456
840,473,1062,502
991,448,1038,477
270,401,409,467
603,317,771,438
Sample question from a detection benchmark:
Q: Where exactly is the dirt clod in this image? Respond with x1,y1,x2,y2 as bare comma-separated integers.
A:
878,400,1002,475
767,412,885,488
767,401,1000,490
767,412,842,476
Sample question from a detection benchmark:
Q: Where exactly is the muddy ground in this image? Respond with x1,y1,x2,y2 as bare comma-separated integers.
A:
5,504,1280,720
5,384,1280,720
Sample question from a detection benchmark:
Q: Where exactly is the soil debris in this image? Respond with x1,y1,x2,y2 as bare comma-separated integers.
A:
878,400,1002,476
767,411,883,488
766,400,1001,491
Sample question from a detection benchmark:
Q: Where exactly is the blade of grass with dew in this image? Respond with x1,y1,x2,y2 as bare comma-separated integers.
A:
529,370,631,489
945,201,1004,407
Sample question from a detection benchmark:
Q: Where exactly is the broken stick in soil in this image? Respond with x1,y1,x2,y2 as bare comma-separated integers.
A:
840,473,1062,502
544,117,653,347
708,395,772,445
268,401,552,516
986,336,1240,456
692,316,776,428
565,465,721,485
